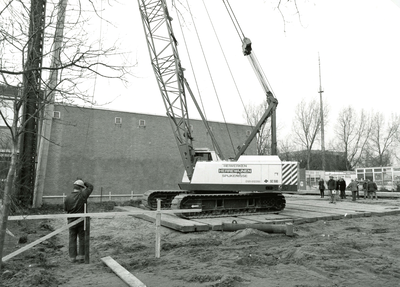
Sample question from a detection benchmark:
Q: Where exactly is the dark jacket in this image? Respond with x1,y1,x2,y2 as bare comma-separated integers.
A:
369,181,378,191
318,180,325,190
64,182,93,223
336,179,347,192
327,179,336,190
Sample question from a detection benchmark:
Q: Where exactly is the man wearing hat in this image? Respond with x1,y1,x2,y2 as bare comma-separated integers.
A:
64,179,94,263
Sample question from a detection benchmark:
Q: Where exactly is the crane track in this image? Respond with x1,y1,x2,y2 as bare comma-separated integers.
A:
142,190,286,219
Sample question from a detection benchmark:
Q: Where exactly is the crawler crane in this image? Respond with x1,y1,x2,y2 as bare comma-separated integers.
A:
137,0,298,218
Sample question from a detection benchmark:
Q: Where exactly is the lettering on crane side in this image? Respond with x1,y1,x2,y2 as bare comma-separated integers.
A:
222,164,248,167
218,168,252,174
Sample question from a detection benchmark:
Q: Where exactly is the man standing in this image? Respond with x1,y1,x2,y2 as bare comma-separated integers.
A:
327,176,337,204
337,177,347,200
369,180,378,200
318,178,326,198
363,179,370,199
347,179,358,202
64,179,94,263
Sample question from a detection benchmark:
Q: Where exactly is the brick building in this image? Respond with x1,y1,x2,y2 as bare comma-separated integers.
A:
37,104,256,202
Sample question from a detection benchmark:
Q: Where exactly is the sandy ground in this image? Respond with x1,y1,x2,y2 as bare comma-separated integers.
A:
2,198,400,287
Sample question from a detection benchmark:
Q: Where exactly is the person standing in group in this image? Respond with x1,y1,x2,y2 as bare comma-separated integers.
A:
327,176,337,204
369,180,378,200
363,179,370,199
337,177,347,200
64,179,94,263
347,179,358,202
318,178,326,198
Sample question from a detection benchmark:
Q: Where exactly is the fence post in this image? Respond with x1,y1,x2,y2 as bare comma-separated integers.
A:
100,187,103,203
155,199,161,258
62,193,65,204
85,217,90,264
109,191,111,201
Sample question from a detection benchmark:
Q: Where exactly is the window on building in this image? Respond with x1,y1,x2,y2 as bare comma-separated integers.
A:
246,130,251,137
53,111,61,119
115,117,122,128
383,171,393,189
365,172,373,181
374,172,383,185
139,119,146,128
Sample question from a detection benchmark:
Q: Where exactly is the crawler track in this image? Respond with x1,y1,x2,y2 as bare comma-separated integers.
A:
142,190,286,218
142,190,185,209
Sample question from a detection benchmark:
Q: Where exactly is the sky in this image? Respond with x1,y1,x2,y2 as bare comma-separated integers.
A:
86,0,400,142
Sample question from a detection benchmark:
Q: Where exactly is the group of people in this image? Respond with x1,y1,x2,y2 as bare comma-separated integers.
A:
318,176,378,203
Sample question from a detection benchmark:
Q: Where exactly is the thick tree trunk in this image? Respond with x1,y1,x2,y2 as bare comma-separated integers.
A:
0,146,18,269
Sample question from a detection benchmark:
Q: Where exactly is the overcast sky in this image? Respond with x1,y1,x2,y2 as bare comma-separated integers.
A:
88,0,400,142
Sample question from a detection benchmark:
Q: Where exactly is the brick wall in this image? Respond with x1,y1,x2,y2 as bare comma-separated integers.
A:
44,105,256,199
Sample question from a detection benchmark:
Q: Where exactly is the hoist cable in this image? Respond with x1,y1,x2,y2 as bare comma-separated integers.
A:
202,0,252,128
223,0,276,98
249,51,276,96
222,0,245,40
175,8,209,123
184,0,237,155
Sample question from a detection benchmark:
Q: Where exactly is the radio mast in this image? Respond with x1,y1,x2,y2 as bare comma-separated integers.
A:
318,54,326,170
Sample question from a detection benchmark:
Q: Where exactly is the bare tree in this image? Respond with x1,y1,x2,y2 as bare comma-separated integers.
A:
367,112,400,166
292,98,326,170
278,136,297,161
334,107,372,170
0,0,131,267
244,99,272,155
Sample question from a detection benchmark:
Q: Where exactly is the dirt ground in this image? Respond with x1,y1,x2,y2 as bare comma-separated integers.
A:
2,198,400,287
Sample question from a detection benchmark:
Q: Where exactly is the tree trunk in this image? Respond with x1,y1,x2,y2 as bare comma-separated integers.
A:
0,145,18,269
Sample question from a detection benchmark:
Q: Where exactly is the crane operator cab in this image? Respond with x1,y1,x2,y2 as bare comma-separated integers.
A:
193,148,220,163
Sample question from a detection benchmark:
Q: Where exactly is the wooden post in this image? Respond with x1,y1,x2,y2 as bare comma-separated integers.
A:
85,217,90,264
286,223,294,237
100,187,103,203
155,199,161,258
109,191,112,201
84,204,87,230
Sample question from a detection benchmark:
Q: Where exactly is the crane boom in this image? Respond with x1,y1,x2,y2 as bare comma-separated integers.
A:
137,0,224,179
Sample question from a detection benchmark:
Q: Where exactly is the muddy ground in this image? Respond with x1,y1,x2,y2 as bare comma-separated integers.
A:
1,198,400,287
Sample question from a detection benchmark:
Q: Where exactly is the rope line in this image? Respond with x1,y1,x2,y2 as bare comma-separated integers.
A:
175,8,208,122
202,0,252,129
185,0,236,155
222,0,245,40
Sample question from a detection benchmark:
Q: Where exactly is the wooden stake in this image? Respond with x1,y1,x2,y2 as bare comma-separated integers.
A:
84,203,87,231
155,199,161,258
85,217,90,264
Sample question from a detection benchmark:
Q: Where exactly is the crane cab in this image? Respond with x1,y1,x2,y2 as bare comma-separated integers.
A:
194,148,221,163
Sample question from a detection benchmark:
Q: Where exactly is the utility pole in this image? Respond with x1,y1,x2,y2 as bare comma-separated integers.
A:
34,0,68,207
318,54,326,171
17,0,47,207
